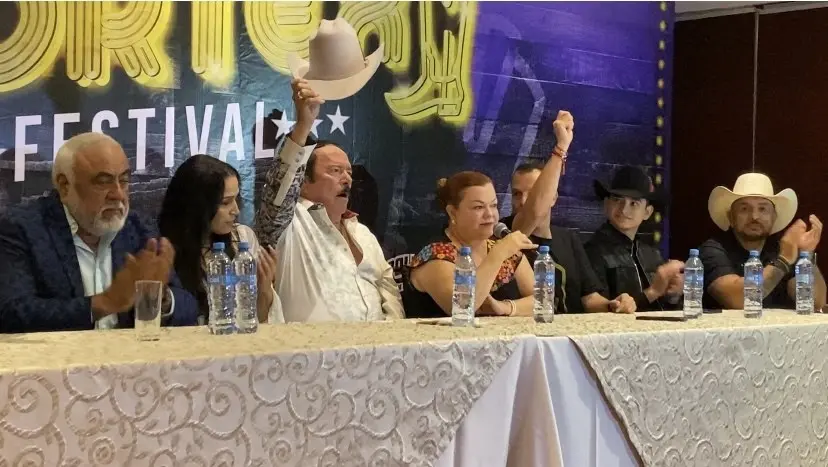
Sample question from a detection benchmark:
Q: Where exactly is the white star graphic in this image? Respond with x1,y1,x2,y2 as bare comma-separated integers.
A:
327,106,350,135
310,118,323,137
271,112,295,140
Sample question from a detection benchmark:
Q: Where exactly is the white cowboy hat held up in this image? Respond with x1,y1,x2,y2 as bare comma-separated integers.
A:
287,18,384,101
708,172,798,234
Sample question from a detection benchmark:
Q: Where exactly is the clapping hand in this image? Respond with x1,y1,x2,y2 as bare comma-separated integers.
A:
780,220,807,263
127,238,175,283
255,245,279,322
257,246,278,297
666,272,684,296
651,260,685,297
101,238,176,315
798,215,823,253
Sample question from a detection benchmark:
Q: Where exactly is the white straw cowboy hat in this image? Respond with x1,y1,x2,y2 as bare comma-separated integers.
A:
287,18,384,101
708,172,798,234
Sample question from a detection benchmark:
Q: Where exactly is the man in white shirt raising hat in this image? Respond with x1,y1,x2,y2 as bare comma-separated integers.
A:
699,172,826,311
255,19,404,323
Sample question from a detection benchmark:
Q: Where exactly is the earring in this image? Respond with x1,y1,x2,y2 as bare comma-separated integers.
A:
450,218,456,224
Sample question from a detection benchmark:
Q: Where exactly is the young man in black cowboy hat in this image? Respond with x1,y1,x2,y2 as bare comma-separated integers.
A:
584,166,685,311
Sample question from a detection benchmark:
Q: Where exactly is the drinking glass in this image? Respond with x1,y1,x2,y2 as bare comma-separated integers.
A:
135,280,163,341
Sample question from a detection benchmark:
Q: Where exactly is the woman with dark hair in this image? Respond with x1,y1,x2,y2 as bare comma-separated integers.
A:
158,155,281,325
404,171,538,318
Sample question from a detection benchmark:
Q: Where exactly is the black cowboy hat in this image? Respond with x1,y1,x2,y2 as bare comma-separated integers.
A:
593,166,661,204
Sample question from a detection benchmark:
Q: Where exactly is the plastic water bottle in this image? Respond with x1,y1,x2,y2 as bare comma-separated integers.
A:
451,246,476,327
796,251,814,315
234,242,258,333
744,250,763,318
533,245,555,323
206,242,235,334
683,249,703,319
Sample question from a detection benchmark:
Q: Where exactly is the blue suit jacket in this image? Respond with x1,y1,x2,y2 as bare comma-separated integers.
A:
0,191,199,333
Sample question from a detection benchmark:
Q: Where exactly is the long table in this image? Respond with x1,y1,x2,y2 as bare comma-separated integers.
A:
1,310,827,466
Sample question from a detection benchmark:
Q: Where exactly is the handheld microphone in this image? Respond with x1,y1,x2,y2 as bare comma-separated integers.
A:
493,222,512,239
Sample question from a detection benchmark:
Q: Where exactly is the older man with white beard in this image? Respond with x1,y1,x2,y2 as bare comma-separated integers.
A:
0,132,198,333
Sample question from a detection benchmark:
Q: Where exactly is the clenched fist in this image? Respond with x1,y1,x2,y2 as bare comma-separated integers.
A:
552,110,575,152
291,78,324,126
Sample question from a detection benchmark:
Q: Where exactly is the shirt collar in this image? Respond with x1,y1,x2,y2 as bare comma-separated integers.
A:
63,204,80,236
598,222,637,247
720,229,781,257
63,205,117,247
299,197,358,223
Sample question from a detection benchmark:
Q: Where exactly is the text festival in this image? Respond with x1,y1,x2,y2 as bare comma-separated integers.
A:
6,102,355,182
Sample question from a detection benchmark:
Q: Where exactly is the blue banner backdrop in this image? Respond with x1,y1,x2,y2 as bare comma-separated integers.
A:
0,1,673,269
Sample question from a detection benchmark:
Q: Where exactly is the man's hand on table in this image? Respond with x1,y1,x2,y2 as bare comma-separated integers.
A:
608,293,636,314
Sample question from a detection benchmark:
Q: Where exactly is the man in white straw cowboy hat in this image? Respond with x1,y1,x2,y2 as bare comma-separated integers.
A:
699,172,826,311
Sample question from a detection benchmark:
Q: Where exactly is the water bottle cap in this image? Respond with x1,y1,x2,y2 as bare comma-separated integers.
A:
459,246,471,256
689,248,699,256
538,245,550,253
749,250,760,257
238,241,250,251
212,242,225,251
800,251,810,258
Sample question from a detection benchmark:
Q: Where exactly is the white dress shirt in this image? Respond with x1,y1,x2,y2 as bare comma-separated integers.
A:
64,206,119,329
255,137,404,322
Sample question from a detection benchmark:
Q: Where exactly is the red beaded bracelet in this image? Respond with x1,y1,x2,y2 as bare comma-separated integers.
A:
551,145,568,174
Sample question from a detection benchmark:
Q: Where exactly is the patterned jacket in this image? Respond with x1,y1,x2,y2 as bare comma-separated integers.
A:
0,191,199,333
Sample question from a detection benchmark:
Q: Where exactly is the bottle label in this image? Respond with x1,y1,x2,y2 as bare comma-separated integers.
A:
796,272,813,284
227,273,238,286
454,273,474,286
534,272,555,286
238,274,257,288
745,271,763,286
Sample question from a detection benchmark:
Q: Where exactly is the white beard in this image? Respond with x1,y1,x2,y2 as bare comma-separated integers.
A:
66,187,128,237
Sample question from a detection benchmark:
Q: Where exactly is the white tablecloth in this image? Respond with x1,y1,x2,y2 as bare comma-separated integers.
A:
11,312,823,466
0,325,524,466
540,336,639,467
436,335,564,467
436,335,640,467
571,315,828,466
